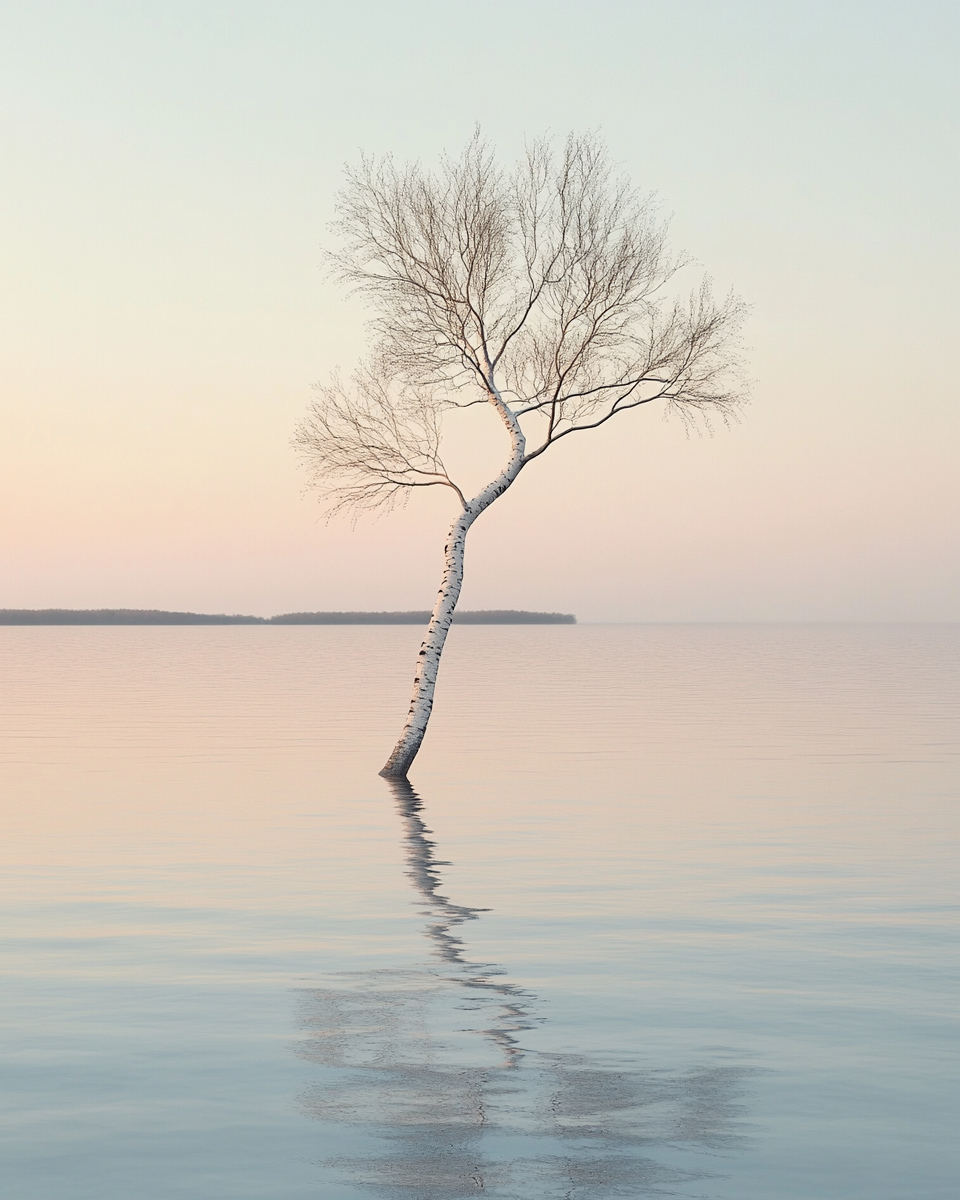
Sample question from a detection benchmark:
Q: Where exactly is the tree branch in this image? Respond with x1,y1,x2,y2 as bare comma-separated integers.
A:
299,131,747,521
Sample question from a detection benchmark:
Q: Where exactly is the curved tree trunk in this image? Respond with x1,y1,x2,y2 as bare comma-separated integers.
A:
380,393,525,778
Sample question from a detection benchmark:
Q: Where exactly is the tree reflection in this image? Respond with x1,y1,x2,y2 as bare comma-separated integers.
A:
295,779,750,1197
393,777,533,1071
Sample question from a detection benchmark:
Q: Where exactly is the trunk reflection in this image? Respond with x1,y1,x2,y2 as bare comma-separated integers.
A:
295,779,750,1198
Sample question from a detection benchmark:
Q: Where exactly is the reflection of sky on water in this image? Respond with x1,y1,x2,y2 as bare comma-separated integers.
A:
296,780,751,1198
5,626,953,1198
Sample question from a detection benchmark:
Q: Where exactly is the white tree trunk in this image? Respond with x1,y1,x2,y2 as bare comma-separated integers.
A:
380,392,525,777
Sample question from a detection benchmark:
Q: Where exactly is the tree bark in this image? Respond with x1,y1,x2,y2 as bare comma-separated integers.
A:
380,392,525,777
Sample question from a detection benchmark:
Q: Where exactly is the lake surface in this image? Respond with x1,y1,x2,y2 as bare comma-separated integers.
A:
2,624,957,1199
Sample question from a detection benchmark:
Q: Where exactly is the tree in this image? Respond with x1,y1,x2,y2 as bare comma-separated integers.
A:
295,131,747,778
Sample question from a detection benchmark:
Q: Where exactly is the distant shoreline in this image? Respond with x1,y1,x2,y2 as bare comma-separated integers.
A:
0,608,576,626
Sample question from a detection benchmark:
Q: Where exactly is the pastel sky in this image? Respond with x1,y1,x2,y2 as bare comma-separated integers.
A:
1,0,957,621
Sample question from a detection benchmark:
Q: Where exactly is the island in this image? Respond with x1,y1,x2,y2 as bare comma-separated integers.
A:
0,609,576,625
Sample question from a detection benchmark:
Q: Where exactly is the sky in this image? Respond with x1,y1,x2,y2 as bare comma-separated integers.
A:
1,0,957,622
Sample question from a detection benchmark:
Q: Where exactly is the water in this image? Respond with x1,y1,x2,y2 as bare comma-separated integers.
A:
1,624,957,1198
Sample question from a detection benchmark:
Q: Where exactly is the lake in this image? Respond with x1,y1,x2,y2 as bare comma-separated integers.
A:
2,624,957,1198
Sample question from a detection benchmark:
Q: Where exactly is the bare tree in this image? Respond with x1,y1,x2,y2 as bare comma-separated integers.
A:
295,131,747,778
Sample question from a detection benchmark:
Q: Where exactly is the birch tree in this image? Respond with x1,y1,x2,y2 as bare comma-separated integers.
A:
295,132,746,778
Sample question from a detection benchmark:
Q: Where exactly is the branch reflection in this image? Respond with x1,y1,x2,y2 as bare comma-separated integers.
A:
296,779,750,1198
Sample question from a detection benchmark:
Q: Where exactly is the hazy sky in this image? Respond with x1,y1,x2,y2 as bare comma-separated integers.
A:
1,1,957,621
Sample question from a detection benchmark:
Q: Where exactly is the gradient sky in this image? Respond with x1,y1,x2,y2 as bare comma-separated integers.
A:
1,0,957,621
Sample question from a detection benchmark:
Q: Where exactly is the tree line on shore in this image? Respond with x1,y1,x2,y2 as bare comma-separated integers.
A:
0,609,576,625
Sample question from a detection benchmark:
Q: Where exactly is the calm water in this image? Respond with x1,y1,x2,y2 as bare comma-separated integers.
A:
1,624,957,1199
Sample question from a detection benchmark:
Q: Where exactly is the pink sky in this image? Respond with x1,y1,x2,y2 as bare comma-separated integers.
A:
1,1,957,621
